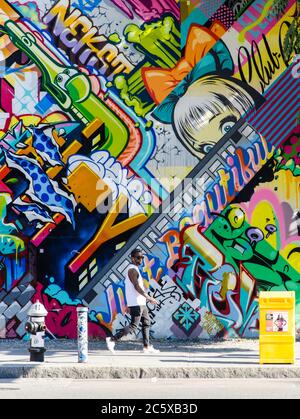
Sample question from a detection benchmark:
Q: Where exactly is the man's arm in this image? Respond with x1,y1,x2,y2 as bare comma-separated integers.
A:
128,268,158,305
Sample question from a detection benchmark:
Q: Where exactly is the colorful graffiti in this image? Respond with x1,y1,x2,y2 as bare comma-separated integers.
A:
0,0,299,340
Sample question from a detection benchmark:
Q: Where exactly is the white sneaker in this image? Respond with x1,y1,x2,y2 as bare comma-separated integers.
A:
106,337,115,354
143,345,160,354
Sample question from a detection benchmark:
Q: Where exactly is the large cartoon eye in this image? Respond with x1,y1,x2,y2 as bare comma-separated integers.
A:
221,121,235,135
265,224,277,238
202,143,214,154
219,115,238,136
194,142,215,155
246,227,264,245
226,206,245,229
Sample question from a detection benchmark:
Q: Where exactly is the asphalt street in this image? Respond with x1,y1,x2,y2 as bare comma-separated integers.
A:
0,377,300,399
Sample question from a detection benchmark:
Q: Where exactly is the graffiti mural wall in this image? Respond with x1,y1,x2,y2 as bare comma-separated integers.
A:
0,0,299,339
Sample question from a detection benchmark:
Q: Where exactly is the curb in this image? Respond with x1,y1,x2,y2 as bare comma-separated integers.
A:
1,365,300,379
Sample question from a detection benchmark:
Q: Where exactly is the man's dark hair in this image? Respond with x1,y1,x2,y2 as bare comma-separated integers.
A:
130,248,142,258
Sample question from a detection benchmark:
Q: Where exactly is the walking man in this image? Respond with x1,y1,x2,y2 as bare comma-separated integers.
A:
106,248,160,354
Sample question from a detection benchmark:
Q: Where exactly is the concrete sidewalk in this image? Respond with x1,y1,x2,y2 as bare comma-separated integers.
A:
0,339,300,379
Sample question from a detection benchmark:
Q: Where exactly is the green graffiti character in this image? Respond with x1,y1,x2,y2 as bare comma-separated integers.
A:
204,205,300,295
124,16,180,68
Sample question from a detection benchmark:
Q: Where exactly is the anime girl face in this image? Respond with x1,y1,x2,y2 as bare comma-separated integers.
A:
144,24,263,160
173,75,256,158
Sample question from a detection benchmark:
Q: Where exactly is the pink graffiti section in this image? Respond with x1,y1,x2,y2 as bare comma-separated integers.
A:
33,283,106,339
110,0,180,20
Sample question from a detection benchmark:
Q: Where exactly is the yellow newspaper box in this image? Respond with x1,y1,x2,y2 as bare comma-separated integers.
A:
259,291,295,364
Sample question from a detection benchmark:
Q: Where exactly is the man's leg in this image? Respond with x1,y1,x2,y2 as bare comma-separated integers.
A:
140,305,151,348
113,306,142,341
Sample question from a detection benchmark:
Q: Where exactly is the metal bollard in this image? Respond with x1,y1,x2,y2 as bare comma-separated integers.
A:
77,306,88,363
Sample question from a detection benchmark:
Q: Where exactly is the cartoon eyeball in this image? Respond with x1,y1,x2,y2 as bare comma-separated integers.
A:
195,143,215,155
21,33,36,47
55,68,78,90
221,120,235,135
225,206,245,229
246,227,264,245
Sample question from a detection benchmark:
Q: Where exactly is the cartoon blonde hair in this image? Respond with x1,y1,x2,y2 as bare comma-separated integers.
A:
173,75,256,157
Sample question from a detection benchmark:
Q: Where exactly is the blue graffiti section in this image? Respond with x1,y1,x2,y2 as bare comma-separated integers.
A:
172,302,200,335
71,0,102,12
3,151,76,226
31,127,63,167
44,277,82,305
0,194,26,291
13,201,54,224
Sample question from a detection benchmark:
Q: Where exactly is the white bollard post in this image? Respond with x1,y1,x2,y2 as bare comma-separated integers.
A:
77,307,88,363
